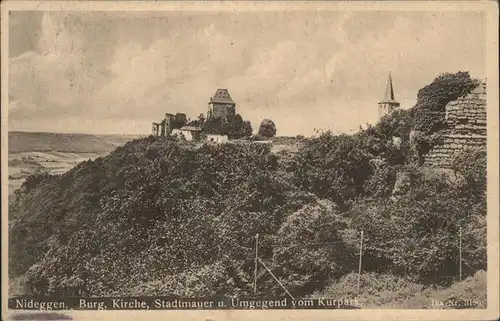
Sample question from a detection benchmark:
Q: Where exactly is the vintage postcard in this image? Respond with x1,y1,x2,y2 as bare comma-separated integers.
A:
1,1,499,320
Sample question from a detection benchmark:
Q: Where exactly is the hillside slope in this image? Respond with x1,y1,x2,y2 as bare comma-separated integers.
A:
9,136,322,296
9,133,486,301
8,73,486,302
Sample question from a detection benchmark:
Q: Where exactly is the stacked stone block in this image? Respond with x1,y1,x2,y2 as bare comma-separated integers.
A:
423,81,487,168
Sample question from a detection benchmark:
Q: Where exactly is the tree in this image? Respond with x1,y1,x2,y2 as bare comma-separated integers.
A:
186,114,206,128
227,114,252,139
197,113,206,127
203,114,253,139
258,119,277,138
356,109,414,165
292,132,372,210
171,113,188,129
203,117,225,135
240,121,253,138
269,198,354,296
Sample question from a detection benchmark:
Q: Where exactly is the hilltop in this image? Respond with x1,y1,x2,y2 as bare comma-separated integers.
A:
8,72,487,307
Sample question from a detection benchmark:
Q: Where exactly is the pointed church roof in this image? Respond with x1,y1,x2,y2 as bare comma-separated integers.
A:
385,72,395,100
379,72,399,104
210,89,235,104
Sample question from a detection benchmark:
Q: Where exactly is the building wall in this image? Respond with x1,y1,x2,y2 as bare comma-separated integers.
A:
172,129,194,141
163,114,175,136
209,102,235,119
206,134,229,144
378,102,399,119
152,114,176,136
445,82,487,136
423,81,487,168
152,123,160,136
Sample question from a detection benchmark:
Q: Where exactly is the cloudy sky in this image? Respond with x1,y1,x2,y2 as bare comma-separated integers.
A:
8,9,486,136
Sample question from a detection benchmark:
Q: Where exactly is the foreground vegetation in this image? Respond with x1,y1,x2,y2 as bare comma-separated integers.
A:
9,72,486,307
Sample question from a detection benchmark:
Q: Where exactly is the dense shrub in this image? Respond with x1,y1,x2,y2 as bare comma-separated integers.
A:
349,167,486,284
265,199,355,297
317,270,486,309
363,163,397,198
316,272,427,307
452,147,487,204
412,71,478,133
359,109,414,165
125,262,234,297
292,132,373,209
203,114,252,139
401,270,486,309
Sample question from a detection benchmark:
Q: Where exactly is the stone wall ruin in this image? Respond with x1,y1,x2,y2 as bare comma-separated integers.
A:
423,81,487,168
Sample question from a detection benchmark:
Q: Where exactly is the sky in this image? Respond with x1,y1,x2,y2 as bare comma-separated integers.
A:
8,10,486,136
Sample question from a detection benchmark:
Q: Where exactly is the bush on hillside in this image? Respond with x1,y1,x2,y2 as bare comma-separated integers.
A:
125,261,235,297
203,114,252,139
292,132,373,210
264,199,355,297
401,270,486,309
349,167,486,284
316,269,486,309
9,71,488,301
359,109,414,165
452,147,487,204
363,163,397,198
316,272,427,307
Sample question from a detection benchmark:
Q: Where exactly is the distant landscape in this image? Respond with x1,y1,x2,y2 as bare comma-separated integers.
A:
8,131,144,153
7,131,299,197
8,131,144,196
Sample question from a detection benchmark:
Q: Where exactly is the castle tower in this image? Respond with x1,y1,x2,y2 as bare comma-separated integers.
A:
207,89,236,120
378,72,400,119
162,113,175,136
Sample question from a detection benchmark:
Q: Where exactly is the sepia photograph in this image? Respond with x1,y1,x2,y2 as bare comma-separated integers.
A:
1,1,499,320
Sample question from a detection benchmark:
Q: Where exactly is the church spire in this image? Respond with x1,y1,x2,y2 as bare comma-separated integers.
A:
384,71,395,101
378,71,400,119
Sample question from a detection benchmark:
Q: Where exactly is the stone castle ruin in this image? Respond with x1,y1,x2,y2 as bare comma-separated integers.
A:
151,113,187,136
152,88,236,141
422,80,487,168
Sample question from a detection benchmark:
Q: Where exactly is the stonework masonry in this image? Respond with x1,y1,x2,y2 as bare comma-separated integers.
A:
423,81,487,168
208,89,236,120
